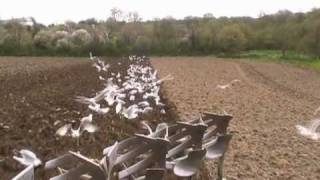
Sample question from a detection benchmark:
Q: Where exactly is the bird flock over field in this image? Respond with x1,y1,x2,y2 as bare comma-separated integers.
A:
12,55,175,178
55,54,173,142
55,114,98,145
76,54,172,119
10,54,320,179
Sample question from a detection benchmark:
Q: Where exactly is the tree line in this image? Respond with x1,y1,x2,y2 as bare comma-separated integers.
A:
0,8,319,57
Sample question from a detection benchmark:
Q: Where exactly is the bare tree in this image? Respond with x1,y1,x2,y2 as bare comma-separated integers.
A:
127,11,142,23
110,7,123,22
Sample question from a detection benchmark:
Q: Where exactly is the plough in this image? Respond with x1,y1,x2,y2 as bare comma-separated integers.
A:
13,112,233,180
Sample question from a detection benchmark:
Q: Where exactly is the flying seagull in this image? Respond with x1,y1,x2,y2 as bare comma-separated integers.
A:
296,118,320,140
216,79,241,89
13,149,42,167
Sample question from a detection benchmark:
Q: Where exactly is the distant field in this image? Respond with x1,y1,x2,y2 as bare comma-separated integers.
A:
240,50,320,70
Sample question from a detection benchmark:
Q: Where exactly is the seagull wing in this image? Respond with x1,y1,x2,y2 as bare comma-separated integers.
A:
82,123,98,133
231,79,241,84
20,150,42,167
56,124,72,136
116,102,123,114
81,114,93,123
75,96,95,105
140,121,153,135
13,149,41,167
99,107,110,115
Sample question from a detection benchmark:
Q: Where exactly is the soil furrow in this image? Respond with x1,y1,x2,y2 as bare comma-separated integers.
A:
151,57,320,180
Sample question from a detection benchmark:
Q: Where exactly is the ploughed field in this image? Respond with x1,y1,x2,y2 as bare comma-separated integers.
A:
152,57,320,180
1,56,320,179
0,57,177,179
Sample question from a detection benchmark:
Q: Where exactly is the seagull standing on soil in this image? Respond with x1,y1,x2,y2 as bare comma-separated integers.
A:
56,114,98,138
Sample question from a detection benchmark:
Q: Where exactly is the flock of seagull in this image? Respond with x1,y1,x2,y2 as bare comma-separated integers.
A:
13,55,174,178
55,114,98,139
82,54,172,119
11,55,173,178
12,54,320,178
55,54,173,142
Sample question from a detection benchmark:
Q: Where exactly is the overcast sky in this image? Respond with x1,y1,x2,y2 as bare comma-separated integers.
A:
0,0,319,25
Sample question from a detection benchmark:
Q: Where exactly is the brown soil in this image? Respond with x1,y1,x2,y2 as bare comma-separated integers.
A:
151,57,320,180
0,57,176,179
2,56,320,179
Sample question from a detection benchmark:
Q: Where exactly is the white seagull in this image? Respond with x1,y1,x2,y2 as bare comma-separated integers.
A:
121,105,140,119
56,114,98,138
13,149,42,167
296,118,320,140
88,104,110,115
216,79,241,89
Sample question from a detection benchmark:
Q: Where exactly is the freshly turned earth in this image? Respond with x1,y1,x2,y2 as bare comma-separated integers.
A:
0,57,175,179
1,56,320,179
151,57,320,180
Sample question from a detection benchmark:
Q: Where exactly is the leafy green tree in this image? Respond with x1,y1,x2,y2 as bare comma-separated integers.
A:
1,19,33,55
152,18,178,54
217,24,247,54
33,30,53,49
302,21,320,57
1,8,320,57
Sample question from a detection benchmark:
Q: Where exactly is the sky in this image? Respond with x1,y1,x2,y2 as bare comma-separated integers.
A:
0,0,319,25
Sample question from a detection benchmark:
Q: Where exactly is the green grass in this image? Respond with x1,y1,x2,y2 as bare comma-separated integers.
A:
240,50,320,71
